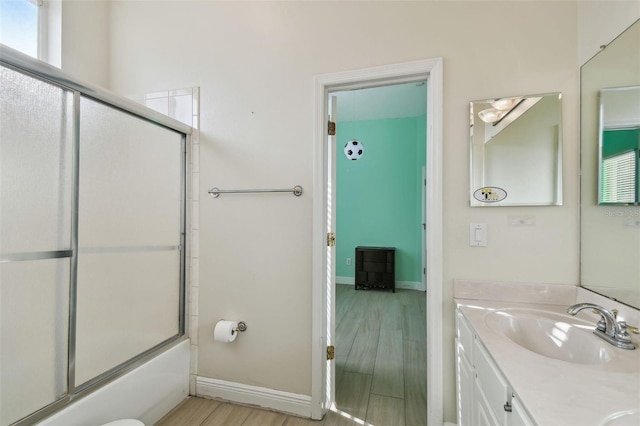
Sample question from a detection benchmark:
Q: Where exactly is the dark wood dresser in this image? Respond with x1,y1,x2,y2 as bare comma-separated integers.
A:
355,246,395,292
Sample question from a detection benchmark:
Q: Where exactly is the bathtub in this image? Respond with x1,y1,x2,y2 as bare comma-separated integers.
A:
37,340,190,426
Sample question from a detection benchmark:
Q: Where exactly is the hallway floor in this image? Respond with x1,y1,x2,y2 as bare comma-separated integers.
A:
156,285,427,425
334,284,427,426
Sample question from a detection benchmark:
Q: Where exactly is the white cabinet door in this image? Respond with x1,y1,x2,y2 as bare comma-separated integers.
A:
456,339,474,426
456,311,474,359
456,308,537,426
474,337,509,424
474,379,501,426
509,394,535,426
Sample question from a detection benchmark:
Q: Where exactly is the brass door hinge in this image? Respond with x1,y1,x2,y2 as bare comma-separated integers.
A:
328,121,336,136
327,233,336,247
327,345,335,360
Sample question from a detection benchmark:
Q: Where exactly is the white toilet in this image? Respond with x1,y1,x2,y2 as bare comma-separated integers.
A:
101,420,144,426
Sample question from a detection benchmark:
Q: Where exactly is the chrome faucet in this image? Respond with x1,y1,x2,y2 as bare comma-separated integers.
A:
567,303,636,350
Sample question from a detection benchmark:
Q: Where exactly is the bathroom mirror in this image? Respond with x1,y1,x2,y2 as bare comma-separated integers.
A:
469,93,563,206
581,19,640,309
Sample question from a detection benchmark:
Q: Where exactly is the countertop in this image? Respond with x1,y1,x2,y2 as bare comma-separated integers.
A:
456,298,640,426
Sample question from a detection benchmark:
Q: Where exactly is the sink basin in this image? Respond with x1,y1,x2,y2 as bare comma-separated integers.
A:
600,410,640,426
484,308,613,364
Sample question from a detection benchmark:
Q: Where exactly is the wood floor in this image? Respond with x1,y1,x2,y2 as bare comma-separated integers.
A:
156,285,427,426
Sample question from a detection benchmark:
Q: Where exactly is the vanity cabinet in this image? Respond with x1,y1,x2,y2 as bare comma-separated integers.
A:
456,310,535,426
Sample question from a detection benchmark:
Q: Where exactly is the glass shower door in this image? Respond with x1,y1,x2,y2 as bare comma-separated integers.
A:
1,48,188,425
74,97,184,388
0,65,73,425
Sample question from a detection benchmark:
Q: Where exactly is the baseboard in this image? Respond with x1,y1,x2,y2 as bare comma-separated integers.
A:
336,276,354,285
336,277,425,291
196,376,312,418
397,280,425,291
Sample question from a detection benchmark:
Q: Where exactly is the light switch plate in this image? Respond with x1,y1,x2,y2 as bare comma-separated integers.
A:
470,223,487,247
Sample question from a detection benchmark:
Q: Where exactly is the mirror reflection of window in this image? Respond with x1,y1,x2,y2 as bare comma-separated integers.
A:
598,87,640,205
601,150,636,203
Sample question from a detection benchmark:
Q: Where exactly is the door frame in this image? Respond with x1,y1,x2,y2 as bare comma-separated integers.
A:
311,57,444,424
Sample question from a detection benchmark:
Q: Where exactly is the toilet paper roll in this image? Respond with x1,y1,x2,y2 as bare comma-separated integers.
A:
214,320,239,343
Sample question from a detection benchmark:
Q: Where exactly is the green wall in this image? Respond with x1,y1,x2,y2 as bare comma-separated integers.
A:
336,116,426,284
602,128,640,158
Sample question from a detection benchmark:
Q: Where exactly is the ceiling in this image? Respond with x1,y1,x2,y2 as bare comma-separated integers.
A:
332,81,427,122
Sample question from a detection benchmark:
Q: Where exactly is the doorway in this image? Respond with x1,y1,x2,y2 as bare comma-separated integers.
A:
332,83,427,292
311,58,444,425
330,82,427,425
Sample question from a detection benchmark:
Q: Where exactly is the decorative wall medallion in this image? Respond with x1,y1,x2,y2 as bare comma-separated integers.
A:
473,187,507,203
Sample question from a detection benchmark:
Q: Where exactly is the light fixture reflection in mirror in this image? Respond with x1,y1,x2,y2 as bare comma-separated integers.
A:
477,97,524,124
470,93,563,206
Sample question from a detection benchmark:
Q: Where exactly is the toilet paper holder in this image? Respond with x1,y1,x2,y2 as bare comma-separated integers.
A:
213,320,247,343
236,321,248,332
219,320,247,333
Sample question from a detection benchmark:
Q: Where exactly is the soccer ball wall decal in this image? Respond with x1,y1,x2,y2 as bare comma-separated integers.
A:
344,140,364,160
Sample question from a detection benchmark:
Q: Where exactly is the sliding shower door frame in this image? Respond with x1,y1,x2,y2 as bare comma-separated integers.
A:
1,45,191,426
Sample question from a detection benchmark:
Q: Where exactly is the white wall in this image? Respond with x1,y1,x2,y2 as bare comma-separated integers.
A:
60,0,109,87
578,1,640,65
105,1,581,422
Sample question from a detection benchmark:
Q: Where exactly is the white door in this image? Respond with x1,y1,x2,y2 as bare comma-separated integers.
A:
422,166,427,290
324,94,338,410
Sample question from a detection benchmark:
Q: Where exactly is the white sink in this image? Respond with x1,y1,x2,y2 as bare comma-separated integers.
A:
484,308,613,364
600,410,640,426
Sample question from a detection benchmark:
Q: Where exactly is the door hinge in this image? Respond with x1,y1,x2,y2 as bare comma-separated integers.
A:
327,345,335,360
327,232,336,247
328,120,336,136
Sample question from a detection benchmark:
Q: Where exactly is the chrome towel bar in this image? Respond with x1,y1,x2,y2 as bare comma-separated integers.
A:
208,185,303,198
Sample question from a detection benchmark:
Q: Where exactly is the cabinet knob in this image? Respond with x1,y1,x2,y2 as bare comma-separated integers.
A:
504,401,513,412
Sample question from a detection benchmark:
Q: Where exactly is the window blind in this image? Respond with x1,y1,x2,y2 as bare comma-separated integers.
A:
601,150,637,203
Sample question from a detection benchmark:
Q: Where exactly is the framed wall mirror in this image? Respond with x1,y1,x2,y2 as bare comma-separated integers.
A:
469,93,563,206
581,18,640,309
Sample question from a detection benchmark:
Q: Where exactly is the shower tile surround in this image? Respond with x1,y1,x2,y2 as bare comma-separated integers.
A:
140,88,200,395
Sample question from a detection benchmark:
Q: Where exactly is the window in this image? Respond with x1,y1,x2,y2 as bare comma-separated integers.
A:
601,150,637,203
0,0,59,65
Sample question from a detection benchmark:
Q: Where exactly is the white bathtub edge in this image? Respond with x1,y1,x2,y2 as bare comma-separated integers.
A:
38,340,190,426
